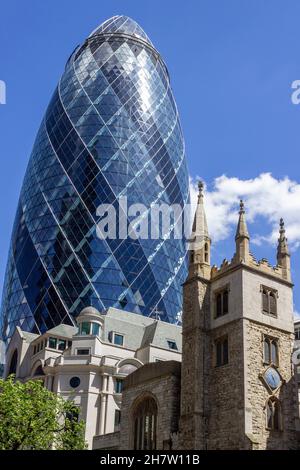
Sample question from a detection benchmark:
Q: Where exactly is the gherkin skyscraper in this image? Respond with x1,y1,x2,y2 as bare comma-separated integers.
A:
1,16,190,341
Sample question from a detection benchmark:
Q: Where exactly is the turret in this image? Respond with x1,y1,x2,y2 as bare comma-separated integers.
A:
235,200,250,263
188,181,211,280
277,218,291,282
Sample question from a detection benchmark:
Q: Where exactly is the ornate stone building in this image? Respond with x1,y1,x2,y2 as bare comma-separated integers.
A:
179,184,298,450
94,183,299,450
4,183,299,450
4,307,182,448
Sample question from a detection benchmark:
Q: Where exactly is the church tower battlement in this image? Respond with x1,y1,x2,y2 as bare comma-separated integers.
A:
179,184,298,450
211,201,292,284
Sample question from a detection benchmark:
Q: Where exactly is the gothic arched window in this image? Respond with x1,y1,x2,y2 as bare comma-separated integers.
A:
262,289,269,313
261,286,277,317
215,286,230,318
266,397,282,431
133,397,157,450
8,349,18,376
263,336,279,366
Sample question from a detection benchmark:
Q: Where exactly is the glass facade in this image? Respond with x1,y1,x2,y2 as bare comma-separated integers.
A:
0,16,190,342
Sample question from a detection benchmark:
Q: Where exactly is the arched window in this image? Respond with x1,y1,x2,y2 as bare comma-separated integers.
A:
266,398,282,431
263,336,279,366
262,290,269,313
33,365,44,376
261,286,277,316
133,397,157,450
264,338,271,364
8,349,18,375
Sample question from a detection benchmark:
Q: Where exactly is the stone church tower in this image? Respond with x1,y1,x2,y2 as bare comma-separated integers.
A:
180,183,298,450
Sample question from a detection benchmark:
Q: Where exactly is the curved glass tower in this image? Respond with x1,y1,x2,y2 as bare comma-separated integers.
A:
1,16,190,341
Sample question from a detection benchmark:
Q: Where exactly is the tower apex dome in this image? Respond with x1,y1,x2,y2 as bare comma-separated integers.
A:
89,15,153,46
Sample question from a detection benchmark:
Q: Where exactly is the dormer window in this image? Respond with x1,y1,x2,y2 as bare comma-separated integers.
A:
92,323,100,336
47,337,68,351
48,337,57,349
167,340,178,351
108,331,124,346
58,339,66,351
78,321,101,336
80,322,91,335
261,286,278,317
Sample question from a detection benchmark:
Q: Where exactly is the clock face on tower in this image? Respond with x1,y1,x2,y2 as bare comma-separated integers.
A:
263,367,282,391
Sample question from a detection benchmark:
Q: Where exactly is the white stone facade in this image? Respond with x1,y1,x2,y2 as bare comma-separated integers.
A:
4,307,181,448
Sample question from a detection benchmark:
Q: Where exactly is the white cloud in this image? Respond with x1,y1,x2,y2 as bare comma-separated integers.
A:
294,310,300,319
190,173,300,250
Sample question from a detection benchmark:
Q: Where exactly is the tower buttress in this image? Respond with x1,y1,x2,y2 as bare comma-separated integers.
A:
180,181,211,449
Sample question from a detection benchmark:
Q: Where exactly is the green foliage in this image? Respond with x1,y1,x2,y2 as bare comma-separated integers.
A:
0,375,87,450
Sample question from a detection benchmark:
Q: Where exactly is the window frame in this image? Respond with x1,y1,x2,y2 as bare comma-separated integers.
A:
260,285,278,317
166,339,178,351
76,348,91,356
114,378,123,394
215,335,229,367
48,337,57,350
132,396,158,450
263,335,279,367
214,284,230,318
109,331,125,346
265,397,282,431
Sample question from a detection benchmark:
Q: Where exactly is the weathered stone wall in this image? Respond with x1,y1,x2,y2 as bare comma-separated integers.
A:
206,319,249,450
93,431,120,450
244,320,298,450
119,362,181,450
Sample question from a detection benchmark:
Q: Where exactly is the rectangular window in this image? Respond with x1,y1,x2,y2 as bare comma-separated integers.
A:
77,349,90,356
295,328,300,341
115,378,123,393
215,336,229,367
58,339,66,351
261,286,278,317
33,345,36,355
215,287,229,318
80,322,91,335
167,340,178,350
48,337,57,349
92,323,100,336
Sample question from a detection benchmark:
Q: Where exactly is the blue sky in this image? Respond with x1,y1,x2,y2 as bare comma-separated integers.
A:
0,0,300,317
